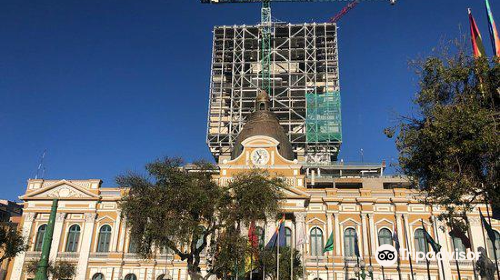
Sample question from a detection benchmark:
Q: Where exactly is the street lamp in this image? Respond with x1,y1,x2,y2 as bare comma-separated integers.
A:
354,260,373,280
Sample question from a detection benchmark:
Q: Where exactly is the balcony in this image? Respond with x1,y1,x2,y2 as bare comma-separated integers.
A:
25,251,41,259
89,252,109,259
57,252,79,260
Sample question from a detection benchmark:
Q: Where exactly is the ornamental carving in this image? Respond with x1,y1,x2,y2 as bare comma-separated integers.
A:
41,185,88,198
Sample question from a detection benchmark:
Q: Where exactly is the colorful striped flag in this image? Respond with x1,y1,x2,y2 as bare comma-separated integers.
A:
485,0,500,57
354,233,360,258
469,8,487,58
265,215,286,249
392,227,400,251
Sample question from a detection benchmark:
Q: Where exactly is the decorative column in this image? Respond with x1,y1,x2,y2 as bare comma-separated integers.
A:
76,213,97,280
361,213,369,257
334,212,341,256
111,210,122,252
401,214,410,252
10,212,36,280
431,216,452,280
368,214,376,253
48,212,67,262
468,216,485,250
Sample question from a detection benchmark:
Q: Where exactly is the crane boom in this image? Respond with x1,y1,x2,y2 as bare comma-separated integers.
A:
330,1,359,22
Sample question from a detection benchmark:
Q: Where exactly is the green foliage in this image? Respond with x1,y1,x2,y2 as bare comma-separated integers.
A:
0,223,28,266
118,157,286,279
258,247,302,280
388,42,500,226
25,260,76,280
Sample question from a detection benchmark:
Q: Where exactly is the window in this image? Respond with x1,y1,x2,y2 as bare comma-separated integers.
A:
414,229,428,253
310,227,324,256
452,236,466,254
128,237,138,253
96,225,112,252
92,273,104,280
65,225,81,252
285,227,292,247
344,228,357,257
487,230,500,258
378,228,393,246
34,224,47,251
124,274,137,280
256,226,265,248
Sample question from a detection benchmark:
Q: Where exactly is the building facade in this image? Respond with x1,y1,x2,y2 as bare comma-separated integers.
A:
8,94,500,280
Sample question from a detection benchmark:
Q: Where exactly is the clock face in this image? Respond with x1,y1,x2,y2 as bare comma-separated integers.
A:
251,148,270,165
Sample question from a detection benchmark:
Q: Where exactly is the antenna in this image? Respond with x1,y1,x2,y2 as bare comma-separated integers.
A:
35,150,47,179
360,148,364,163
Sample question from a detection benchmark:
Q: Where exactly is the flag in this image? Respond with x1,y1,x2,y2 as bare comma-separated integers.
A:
492,205,500,221
354,233,360,257
296,224,307,247
469,8,487,58
448,225,472,249
265,215,286,249
245,221,259,273
392,228,401,251
323,232,334,253
480,210,497,246
485,0,500,57
421,221,441,253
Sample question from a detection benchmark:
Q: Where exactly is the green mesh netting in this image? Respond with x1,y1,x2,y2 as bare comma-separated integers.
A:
306,91,342,143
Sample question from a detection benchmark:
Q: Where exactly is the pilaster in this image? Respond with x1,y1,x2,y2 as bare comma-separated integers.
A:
10,212,36,280
76,213,97,280
49,212,66,262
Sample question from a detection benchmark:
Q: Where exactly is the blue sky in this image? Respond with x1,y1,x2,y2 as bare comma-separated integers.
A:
0,0,498,200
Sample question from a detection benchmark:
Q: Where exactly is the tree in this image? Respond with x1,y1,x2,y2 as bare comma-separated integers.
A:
258,247,302,280
386,40,500,226
118,157,287,280
0,223,28,280
25,260,76,280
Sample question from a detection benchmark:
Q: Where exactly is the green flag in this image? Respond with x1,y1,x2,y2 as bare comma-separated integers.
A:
421,220,441,253
323,232,334,253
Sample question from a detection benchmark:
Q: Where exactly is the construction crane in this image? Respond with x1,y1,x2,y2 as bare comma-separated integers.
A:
329,1,359,23
201,0,396,94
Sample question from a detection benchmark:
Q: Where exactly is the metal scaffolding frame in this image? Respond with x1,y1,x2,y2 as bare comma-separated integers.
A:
207,22,341,163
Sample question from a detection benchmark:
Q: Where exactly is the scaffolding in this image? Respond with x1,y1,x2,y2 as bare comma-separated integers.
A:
207,22,341,163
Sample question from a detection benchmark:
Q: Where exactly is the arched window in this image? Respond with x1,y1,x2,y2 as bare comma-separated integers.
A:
414,229,428,253
452,236,466,253
344,228,357,257
96,225,112,252
92,273,104,280
128,237,138,253
256,226,265,248
285,227,292,247
124,274,137,280
487,231,500,258
65,225,81,252
34,224,47,251
310,227,323,256
378,228,393,246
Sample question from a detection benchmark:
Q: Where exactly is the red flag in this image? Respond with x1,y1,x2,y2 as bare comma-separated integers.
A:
469,8,487,58
248,221,258,249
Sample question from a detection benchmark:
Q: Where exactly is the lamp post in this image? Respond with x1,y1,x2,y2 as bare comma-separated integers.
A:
353,260,373,280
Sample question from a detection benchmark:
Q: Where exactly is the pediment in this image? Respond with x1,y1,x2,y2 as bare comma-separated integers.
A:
281,186,310,199
21,180,99,200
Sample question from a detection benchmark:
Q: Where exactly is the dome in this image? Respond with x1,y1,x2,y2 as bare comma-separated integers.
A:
231,91,295,160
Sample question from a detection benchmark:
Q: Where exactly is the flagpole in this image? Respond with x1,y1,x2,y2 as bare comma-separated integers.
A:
365,214,374,280
277,226,280,280
291,239,294,280
449,220,462,280
302,244,306,280
465,216,479,280
485,202,500,279
402,215,415,280
421,220,431,280
381,266,386,280
431,217,446,280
